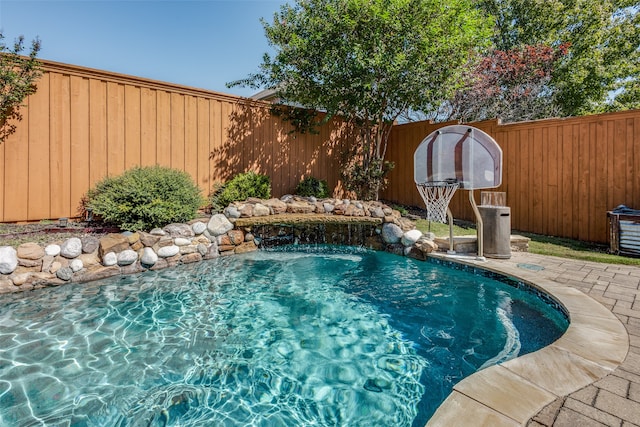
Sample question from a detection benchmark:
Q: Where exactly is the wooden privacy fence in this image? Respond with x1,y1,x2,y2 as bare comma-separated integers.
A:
381,110,640,244
2,59,640,244
0,59,349,224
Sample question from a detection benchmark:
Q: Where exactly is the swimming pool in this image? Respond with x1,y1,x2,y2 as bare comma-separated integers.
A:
0,245,568,426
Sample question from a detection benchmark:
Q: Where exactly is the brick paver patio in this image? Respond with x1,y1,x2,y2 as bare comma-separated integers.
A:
497,253,640,427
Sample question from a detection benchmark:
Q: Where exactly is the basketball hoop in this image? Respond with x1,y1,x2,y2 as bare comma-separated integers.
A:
416,179,459,223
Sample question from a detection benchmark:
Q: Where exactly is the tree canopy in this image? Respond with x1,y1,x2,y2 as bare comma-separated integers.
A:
475,0,639,117
0,33,42,143
230,0,492,199
434,43,570,123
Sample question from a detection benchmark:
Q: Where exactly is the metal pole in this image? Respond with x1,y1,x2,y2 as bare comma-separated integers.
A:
469,190,486,261
447,207,456,254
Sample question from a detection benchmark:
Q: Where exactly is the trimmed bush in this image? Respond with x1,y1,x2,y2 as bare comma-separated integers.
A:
86,166,204,231
211,172,271,211
295,176,329,198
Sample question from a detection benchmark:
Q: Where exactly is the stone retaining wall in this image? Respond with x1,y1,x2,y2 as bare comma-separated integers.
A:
0,197,438,294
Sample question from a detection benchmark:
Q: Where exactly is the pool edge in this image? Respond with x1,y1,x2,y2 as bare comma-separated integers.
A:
424,253,630,427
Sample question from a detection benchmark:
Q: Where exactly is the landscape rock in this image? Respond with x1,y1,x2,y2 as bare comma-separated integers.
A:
179,245,196,255
370,207,385,218
50,261,62,273
126,232,140,245
44,244,61,256
99,234,130,257
401,229,423,246
117,250,138,266
11,272,55,286
103,252,118,266
238,204,254,218
174,237,191,246
196,243,208,256
181,253,202,264
56,267,73,281
0,246,18,274
203,241,219,260
0,279,16,293
264,198,287,214
18,258,42,268
81,236,100,254
141,247,158,266
73,265,120,283
323,202,335,213
60,238,83,259
286,201,316,214
208,214,234,236
78,253,100,268
139,232,161,247
41,255,55,273
157,245,180,258
228,230,245,245
253,203,271,217
17,242,44,260
235,241,257,254
224,206,241,219
192,221,207,235
70,259,84,272
150,228,166,236
411,238,438,259
163,223,194,238
381,223,403,244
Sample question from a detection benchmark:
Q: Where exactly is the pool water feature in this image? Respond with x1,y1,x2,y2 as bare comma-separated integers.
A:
0,245,568,426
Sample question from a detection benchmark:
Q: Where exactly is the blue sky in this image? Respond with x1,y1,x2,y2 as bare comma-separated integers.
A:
0,0,288,97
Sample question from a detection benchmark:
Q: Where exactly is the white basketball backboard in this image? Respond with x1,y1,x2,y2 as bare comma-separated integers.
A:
414,125,502,190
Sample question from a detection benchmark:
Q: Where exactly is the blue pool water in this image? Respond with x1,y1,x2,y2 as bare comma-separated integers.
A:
0,245,568,426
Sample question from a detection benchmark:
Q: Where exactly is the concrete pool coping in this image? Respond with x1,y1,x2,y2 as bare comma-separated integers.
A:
425,253,630,427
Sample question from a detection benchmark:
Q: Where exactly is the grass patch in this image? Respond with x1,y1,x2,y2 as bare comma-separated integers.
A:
414,219,476,237
518,231,640,266
413,217,640,265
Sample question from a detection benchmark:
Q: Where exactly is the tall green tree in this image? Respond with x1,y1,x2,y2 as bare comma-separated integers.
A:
0,33,42,143
475,0,639,116
230,0,491,199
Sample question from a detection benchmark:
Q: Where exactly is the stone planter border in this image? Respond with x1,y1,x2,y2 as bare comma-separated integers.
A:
0,197,439,294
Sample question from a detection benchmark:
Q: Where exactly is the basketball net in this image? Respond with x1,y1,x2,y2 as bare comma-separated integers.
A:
416,180,459,223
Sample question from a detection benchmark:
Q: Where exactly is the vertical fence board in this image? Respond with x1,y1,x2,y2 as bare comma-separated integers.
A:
611,119,626,210
209,100,224,187
124,85,141,169
156,90,172,168
184,96,199,181
49,73,71,219
28,73,51,220
89,79,107,188
505,130,517,227
107,82,125,177
548,126,559,236
69,76,90,217
197,98,210,192
576,122,590,241
560,124,573,238
170,93,185,171
4,96,30,222
140,87,157,167
626,118,640,209
593,120,607,242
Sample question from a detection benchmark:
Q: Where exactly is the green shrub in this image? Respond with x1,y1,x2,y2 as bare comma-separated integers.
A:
295,176,329,198
211,172,271,210
86,166,204,231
